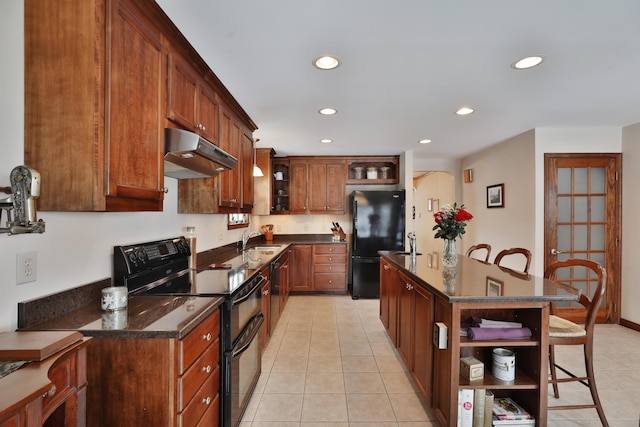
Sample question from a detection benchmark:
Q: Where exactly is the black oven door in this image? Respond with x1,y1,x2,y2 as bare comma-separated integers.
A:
230,274,264,342
224,312,263,427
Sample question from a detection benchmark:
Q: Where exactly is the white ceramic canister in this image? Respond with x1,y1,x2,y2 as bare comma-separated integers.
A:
492,348,516,381
101,286,128,312
274,171,284,180
366,167,378,179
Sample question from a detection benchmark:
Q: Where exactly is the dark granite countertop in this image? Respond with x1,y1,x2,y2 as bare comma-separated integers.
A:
195,233,346,270
379,251,579,304
20,295,223,339
17,234,346,339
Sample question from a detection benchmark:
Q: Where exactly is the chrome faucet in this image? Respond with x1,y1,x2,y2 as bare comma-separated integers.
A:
408,232,417,257
242,230,262,251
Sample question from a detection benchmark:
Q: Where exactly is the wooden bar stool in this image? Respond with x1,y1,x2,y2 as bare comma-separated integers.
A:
544,258,609,426
465,243,492,263
493,247,531,273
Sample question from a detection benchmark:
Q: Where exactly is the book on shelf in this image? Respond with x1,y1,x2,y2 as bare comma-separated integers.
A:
483,390,494,427
492,415,535,425
473,388,486,427
492,397,532,420
459,388,474,427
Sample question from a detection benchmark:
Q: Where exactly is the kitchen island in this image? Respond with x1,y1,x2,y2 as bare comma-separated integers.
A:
379,251,578,427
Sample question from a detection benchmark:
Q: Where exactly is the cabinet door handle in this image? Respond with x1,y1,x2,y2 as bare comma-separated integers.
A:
203,364,212,374
161,187,169,194
262,289,269,296
202,396,212,405
383,265,389,271
43,384,57,398
203,332,212,341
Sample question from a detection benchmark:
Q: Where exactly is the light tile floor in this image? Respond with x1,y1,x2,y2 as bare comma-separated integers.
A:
240,295,640,427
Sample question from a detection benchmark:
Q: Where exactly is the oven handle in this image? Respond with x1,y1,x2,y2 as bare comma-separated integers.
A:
232,274,266,306
232,312,264,358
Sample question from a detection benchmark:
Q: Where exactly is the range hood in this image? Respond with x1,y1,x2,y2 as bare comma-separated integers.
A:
164,128,237,179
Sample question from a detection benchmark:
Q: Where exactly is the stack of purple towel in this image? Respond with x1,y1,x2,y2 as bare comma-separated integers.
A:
465,317,532,340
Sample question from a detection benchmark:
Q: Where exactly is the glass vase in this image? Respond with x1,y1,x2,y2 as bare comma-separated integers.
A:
442,239,458,267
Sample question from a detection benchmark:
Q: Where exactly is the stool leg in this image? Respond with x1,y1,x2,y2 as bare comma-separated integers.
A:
549,344,560,398
584,341,609,427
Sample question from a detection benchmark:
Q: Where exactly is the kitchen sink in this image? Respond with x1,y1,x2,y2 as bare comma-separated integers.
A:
247,245,286,251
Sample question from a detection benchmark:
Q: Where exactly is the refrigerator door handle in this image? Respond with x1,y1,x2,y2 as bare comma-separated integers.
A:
353,200,358,252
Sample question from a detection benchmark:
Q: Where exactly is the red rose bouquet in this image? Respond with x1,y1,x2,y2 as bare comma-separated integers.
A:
433,203,473,240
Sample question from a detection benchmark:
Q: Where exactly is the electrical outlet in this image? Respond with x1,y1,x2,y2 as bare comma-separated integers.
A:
276,224,282,232
303,224,309,232
218,230,224,241
17,251,37,285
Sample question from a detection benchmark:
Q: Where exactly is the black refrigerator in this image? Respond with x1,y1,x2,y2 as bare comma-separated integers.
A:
350,190,405,299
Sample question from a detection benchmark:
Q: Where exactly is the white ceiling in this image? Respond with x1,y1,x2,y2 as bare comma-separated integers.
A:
156,0,640,161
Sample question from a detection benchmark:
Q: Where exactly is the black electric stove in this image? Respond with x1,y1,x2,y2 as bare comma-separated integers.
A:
113,236,261,296
113,237,265,427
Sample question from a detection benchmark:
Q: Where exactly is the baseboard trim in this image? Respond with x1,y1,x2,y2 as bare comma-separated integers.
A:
620,318,640,332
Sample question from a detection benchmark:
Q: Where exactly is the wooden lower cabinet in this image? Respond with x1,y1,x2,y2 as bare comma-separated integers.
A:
412,283,434,400
396,271,433,401
86,310,221,426
279,250,291,311
288,243,347,293
0,338,90,427
290,245,313,291
313,244,348,291
379,259,398,345
260,265,271,349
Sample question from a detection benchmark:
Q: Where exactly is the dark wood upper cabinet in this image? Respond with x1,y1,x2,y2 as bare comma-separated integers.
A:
25,0,255,213
25,0,166,211
167,52,219,145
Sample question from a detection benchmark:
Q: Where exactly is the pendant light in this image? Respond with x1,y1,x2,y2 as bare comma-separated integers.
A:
252,138,264,177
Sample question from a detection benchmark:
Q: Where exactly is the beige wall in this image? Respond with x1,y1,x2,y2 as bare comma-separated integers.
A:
413,172,456,260
460,131,536,272
622,123,640,325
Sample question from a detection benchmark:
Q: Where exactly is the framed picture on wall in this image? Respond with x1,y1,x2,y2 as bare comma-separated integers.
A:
487,183,504,208
486,277,504,296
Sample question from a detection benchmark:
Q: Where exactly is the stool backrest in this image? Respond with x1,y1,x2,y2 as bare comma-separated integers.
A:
493,247,532,273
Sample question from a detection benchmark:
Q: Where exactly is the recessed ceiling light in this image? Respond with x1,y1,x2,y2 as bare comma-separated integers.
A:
313,55,341,70
512,55,544,70
320,139,333,144
319,108,337,115
419,139,432,144
456,107,475,116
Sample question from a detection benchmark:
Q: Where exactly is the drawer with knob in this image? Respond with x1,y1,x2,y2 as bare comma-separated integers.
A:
42,346,86,419
178,368,220,427
179,309,220,373
178,337,220,409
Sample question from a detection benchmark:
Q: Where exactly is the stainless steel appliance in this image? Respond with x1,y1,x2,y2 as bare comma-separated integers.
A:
0,165,46,235
164,128,237,179
113,237,264,427
350,190,405,298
